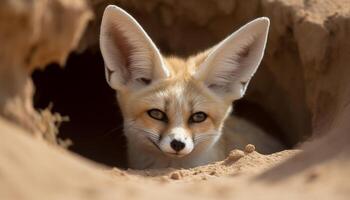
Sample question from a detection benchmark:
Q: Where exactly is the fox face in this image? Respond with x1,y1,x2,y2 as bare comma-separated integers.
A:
100,5,269,169
116,61,232,158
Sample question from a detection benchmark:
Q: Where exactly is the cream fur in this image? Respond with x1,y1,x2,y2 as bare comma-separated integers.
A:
100,5,282,169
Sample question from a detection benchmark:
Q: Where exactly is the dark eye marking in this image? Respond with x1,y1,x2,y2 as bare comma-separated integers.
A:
147,109,168,122
189,112,207,123
137,77,152,85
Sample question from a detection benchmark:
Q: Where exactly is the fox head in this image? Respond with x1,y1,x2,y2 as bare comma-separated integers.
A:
100,6,269,159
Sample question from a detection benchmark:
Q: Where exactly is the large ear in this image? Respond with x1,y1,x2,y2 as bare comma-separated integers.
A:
100,5,170,90
194,18,270,100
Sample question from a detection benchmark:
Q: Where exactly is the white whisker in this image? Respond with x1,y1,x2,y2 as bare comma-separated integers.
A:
130,125,160,142
194,133,218,140
194,133,219,145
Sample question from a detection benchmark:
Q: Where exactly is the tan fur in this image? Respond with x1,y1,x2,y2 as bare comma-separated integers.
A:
100,5,283,169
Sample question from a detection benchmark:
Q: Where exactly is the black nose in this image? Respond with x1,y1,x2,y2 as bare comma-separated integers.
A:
170,140,185,152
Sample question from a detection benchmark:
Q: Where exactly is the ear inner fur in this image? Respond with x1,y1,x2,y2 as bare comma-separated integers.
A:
194,18,270,100
100,5,170,90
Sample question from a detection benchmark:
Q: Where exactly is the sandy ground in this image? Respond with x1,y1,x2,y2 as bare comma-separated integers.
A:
120,147,298,182
1,114,349,200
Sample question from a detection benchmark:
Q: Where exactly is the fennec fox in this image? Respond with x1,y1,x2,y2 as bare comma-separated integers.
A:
100,5,282,169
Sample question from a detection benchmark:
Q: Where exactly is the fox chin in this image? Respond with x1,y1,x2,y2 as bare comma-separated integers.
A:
100,5,283,169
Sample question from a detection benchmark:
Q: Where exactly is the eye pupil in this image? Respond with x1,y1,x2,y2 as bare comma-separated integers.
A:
190,112,207,123
147,109,167,122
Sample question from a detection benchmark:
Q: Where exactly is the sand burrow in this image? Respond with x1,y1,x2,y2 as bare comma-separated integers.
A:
1,0,350,199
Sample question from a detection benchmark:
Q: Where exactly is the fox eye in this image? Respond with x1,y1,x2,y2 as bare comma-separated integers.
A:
147,109,168,122
189,112,207,123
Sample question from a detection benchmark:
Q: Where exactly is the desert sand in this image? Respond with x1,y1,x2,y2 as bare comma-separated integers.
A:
0,0,350,199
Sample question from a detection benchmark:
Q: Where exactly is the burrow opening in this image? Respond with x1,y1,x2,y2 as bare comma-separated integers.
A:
32,50,307,169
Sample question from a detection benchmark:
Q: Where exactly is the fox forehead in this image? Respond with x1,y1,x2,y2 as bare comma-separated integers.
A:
142,81,208,113
130,56,217,106
164,52,208,76
133,75,216,112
